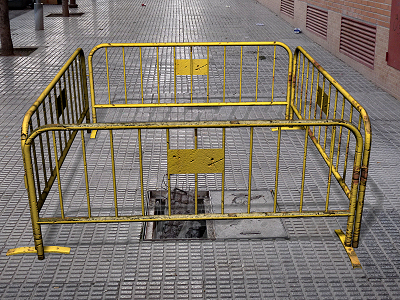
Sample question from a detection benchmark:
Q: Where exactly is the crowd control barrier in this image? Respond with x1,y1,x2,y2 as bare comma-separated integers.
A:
10,42,370,268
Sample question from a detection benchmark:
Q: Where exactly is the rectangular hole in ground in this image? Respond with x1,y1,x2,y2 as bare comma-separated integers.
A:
142,190,214,240
142,190,288,240
46,13,84,17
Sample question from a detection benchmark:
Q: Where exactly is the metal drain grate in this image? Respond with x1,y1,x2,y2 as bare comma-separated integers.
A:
306,6,328,38
280,0,294,18
340,16,376,69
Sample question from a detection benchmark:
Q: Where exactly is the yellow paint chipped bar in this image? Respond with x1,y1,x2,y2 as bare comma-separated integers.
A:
175,59,208,75
335,229,362,269
271,126,304,131
168,148,224,174
6,246,71,256
90,130,98,139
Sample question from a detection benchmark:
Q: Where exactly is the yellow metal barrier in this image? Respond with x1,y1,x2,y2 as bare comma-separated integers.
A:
88,42,293,137
14,43,370,268
17,48,90,259
292,47,371,248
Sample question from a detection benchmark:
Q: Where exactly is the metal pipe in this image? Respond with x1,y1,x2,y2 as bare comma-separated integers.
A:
34,2,44,31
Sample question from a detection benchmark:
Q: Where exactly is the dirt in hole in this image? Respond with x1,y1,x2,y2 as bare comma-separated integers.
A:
153,188,208,239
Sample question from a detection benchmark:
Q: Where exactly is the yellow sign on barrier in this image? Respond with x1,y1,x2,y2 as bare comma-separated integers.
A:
168,148,224,174
175,59,208,76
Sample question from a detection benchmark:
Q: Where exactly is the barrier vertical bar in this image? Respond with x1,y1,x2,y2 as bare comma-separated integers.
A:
312,71,320,133
221,128,226,214
139,129,145,216
105,47,111,105
79,51,91,128
271,45,276,102
122,47,128,104
274,127,281,213
52,131,65,219
194,128,198,215
288,46,296,120
247,127,254,213
140,47,143,104
317,77,325,143
357,114,362,131
255,46,260,102
73,59,83,115
190,46,193,103
42,100,53,173
62,73,71,127
353,118,371,247
343,106,354,181
174,47,177,104
166,129,172,215
206,46,210,103
303,61,310,118
308,65,315,119
295,54,301,108
80,130,91,217
109,130,118,217
223,46,226,103
332,90,339,118
323,83,332,151
51,88,62,149
35,111,48,192
57,80,67,148
325,125,336,212
299,55,305,114
299,126,309,212
157,47,160,104
239,46,243,102
23,144,45,259
344,136,364,247
66,69,75,124
336,96,346,170
47,93,57,171
29,122,42,199
70,61,79,122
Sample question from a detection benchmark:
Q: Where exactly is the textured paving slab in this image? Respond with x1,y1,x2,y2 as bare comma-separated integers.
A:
1,0,400,299
210,191,288,239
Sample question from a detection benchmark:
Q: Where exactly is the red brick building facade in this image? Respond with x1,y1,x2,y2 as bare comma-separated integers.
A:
258,0,400,100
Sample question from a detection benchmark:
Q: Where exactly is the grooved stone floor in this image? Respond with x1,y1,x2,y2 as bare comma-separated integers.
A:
1,0,400,299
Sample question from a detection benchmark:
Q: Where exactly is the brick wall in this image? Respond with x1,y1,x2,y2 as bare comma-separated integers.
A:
306,0,392,28
257,0,400,101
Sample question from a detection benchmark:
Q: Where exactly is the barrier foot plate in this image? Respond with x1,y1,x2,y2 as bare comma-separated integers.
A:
6,246,71,256
90,130,97,139
335,229,362,269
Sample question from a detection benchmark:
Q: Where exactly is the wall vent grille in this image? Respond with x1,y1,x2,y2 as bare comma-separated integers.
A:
306,6,328,38
280,0,294,18
340,17,376,69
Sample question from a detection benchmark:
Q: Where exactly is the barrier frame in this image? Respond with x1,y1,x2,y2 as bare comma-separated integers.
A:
291,47,371,248
88,41,294,137
12,43,371,268
18,48,90,259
